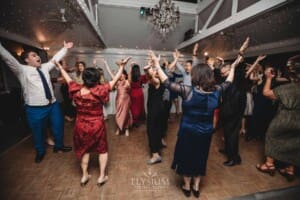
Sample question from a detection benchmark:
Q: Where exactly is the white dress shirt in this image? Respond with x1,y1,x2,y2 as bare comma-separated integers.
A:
0,44,68,106
176,58,200,86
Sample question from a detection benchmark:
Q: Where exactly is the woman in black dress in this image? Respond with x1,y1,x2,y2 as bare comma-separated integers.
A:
144,62,167,165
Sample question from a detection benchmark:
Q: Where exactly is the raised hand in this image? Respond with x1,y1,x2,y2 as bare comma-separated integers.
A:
264,67,275,79
63,41,74,49
149,50,160,65
173,49,181,60
193,43,199,55
100,58,108,64
121,56,131,65
257,55,267,62
239,37,250,54
92,58,97,66
116,57,131,67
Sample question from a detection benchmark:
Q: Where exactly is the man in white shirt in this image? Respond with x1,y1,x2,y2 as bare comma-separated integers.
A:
167,43,200,86
0,41,73,163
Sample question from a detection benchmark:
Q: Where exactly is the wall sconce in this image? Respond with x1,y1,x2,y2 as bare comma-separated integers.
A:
16,47,24,56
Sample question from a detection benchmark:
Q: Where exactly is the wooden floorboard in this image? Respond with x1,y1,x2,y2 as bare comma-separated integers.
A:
0,115,299,200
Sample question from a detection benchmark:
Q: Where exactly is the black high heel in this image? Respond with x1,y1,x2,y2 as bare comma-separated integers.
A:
278,169,295,182
192,187,200,198
181,185,191,197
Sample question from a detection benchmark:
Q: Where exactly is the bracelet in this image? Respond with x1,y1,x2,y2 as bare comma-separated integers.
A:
238,52,244,57
193,54,197,56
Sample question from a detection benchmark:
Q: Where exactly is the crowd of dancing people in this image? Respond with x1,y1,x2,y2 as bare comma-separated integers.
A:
0,37,299,198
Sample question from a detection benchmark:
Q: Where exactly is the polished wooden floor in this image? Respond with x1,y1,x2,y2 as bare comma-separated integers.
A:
0,115,299,200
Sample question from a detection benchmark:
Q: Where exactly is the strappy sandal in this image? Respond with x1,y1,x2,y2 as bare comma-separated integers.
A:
256,163,276,176
278,168,295,182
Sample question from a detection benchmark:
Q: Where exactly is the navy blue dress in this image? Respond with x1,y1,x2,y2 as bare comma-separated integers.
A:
165,80,230,176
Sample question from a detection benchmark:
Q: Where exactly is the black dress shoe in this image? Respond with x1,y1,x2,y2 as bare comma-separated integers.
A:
53,145,72,153
181,186,191,197
192,187,200,198
223,159,241,167
35,153,45,163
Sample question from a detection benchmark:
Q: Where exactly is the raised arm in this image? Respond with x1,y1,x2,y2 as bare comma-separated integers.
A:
167,50,180,72
263,68,277,100
109,57,131,88
225,55,243,83
45,41,73,71
149,50,191,98
192,43,199,64
102,59,114,79
245,55,266,78
143,59,160,86
53,60,72,83
0,43,23,75
149,51,168,83
239,37,250,55
224,36,250,83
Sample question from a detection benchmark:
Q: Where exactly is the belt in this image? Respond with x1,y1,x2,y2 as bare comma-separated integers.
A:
26,100,54,108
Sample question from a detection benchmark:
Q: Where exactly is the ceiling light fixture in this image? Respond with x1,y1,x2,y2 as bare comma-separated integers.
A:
141,0,180,39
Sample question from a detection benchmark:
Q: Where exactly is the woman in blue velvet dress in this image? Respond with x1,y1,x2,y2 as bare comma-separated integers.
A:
149,51,241,198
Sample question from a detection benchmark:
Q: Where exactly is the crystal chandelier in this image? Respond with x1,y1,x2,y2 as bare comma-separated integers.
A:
149,0,180,38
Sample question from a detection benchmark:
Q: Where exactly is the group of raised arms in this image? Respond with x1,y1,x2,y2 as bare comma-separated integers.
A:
0,36,299,197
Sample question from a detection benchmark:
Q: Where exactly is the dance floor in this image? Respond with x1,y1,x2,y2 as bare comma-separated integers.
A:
0,115,299,200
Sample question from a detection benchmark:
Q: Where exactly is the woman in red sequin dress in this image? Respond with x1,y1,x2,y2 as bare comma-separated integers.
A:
54,57,131,186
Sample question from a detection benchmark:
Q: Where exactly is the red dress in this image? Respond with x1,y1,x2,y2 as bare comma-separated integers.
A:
130,75,147,124
68,81,111,158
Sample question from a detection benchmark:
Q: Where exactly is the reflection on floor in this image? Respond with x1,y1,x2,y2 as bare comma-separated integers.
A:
0,115,299,200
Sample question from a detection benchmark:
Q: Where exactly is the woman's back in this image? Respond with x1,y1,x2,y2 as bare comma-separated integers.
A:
274,82,300,110
181,87,220,135
69,82,110,118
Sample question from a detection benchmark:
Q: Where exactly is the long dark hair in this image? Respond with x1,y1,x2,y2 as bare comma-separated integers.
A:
191,64,216,92
123,69,128,80
82,67,100,88
131,64,141,82
75,61,86,77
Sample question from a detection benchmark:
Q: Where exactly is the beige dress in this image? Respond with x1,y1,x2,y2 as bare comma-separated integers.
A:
115,80,132,130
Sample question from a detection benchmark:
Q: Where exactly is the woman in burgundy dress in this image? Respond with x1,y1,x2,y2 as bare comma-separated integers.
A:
129,64,147,127
103,60,132,136
54,57,131,186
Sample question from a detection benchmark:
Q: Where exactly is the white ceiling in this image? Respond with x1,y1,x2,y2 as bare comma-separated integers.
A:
98,5,195,50
0,0,299,58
